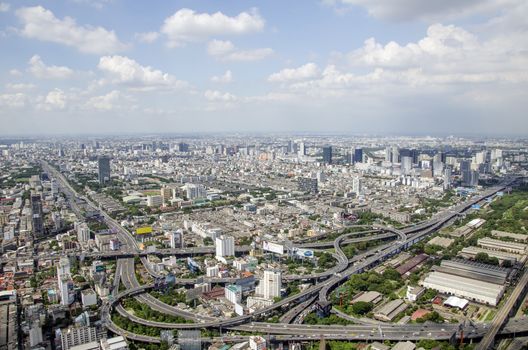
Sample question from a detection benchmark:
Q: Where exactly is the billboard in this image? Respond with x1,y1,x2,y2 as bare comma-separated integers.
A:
262,241,285,255
293,248,314,259
136,226,153,235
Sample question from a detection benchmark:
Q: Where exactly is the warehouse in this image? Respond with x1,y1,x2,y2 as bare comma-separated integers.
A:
431,259,510,285
396,254,428,276
478,237,527,254
420,271,505,306
458,246,521,265
351,291,382,305
491,230,528,242
373,299,408,322
428,236,454,248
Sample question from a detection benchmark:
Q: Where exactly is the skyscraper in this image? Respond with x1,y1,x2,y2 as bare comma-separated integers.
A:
31,194,44,236
257,269,281,300
354,148,363,163
298,142,306,156
215,235,235,259
97,156,111,184
322,146,332,164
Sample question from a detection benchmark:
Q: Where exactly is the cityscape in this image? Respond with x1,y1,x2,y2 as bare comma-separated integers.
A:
1,1,528,350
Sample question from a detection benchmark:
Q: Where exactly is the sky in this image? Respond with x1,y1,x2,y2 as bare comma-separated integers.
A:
0,0,527,136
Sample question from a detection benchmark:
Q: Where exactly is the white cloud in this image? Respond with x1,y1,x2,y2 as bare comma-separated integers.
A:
0,2,10,12
211,70,233,83
98,55,187,90
207,40,273,61
204,89,237,102
268,63,320,82
5,83,36,90
28,55,74,79
9,69,22,76
37,88,67,110
324,0,516,21
135,31,159,43
86,90,130,111
161,8,264,47
16,6,127,54
0,93,27,108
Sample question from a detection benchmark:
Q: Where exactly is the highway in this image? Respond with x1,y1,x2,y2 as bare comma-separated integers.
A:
46,161,523,347
476,265,528,350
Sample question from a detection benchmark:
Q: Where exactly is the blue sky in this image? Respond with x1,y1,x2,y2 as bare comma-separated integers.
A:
0,0,527,135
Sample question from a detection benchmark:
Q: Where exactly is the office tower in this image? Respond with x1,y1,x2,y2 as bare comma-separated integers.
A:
401,156,413,175
322,146,332,164
31,194,44,236
77,223,90,242
354,148,363,163
59,275,73,306
57,256,71,276
391,146,400,163
215,235,235,259
257,269,282,299
385,147,392,162
298,142,306,156
97,156,111,184
474,150,488,165
287,140,294,153
443,167,452,190
185,183,207,200
178,142,189,152
170,230,183,249
50,179,59,195
297,177,318,194
460,160,472,186
433,153,444,176
352,177,362,195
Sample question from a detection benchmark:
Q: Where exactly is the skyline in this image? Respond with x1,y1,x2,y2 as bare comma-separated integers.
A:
1,0,527,135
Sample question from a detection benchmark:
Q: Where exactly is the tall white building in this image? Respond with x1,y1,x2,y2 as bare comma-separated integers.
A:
352,177,362,195
146,195,163,207
57,257,73,306
185,183,207,200
59,326,99,350
169,230,183,249
77,223,90,243
215,235,235,259
57,257,71,276
401,156,413,175
225,284,242,304
257,269,282,300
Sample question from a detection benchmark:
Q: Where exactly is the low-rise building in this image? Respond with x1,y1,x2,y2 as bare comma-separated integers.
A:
374,299,408,322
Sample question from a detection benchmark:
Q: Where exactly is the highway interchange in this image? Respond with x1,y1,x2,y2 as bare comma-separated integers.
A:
44,162,528,348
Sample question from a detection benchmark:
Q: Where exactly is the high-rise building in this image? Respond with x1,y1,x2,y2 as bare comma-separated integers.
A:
178,142,189,152
257,269,281,300
352,177,362,195
391,146,400,163
460,160,478,187
401,156,413,175
225,284,242,304
59,326,100,350
50,179,59,195
216,235,235,259
298,142,306,156
443,167,452,190
77,223,90,242
169,230,183,249
185,183,207,200
97,156,111,184
354,148,363,163
31,194,44,236
297,177,318,194
322,146,332,164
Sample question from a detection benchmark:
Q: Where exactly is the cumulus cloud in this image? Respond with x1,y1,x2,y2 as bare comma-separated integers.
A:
0,93,27,108
204,89,237,102
0,2,10,12
5,83,36,90
28,55,73,79
324,0,515,21
37,89,67,110
16,6,127,54
98,55,187,90
86,90,130,111
211,70,233,83
161,8,264,47
207,40,273,61
135,31,159,43
268,63,320,82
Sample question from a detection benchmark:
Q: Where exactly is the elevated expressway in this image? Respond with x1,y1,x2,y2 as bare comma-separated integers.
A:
46,161,520,346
